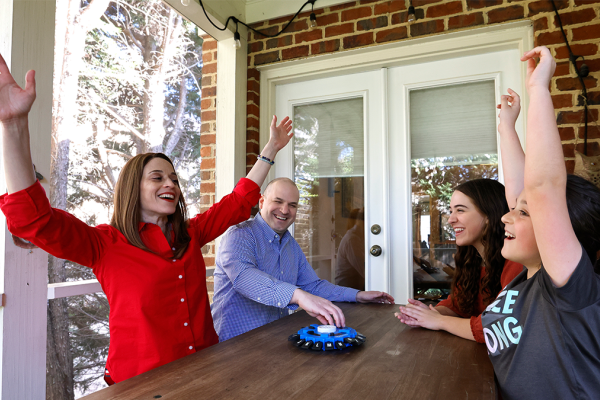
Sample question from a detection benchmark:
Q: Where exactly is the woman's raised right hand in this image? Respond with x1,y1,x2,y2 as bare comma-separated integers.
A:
0,53,36,124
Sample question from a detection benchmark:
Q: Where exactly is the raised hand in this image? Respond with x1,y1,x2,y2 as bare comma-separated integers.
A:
497,88,521,133
292,289,346,327
0,53,36,124
268,115,293,152
520,46,556,94
356,290,395,304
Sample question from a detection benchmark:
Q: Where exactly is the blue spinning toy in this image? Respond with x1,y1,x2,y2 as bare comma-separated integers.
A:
288,324,366,351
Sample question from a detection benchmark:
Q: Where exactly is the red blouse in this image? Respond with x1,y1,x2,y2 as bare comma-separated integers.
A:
436,260,523,343
0,178,260,383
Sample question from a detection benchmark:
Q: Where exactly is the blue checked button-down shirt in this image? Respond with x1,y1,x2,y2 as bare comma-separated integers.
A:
211,213,359,341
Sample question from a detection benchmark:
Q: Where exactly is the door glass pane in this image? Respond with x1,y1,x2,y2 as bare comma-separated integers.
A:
293,98,366,290
410,81,498,301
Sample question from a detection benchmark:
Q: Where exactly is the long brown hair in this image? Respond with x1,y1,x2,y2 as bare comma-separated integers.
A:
110,153,191,258
451,179,508,316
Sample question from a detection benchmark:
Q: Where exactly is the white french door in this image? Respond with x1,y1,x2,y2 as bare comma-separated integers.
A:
275,47,524,303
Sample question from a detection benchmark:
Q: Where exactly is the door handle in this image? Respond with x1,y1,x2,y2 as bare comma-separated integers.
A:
370,245,382,257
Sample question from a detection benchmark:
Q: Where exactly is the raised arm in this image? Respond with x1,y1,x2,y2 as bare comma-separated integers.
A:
521,46,580,286
497,88,525,209
0,53,37,193
245,115,293,187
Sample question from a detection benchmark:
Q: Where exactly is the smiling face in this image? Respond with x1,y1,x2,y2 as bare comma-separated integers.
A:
448,190,488,253
139,157,181,223
501,192,541,268
259,179,299,235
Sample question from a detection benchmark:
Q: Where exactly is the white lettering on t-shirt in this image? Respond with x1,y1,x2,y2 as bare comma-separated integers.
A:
484,327,498,353
504,316,521,344
488,290,507,313
492,321,510,350
502,290,518,314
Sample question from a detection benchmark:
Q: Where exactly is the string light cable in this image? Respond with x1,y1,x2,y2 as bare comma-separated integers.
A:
194,0,318,48
552,0,590,154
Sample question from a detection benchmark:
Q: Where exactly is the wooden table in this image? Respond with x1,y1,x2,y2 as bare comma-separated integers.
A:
82,303,496,400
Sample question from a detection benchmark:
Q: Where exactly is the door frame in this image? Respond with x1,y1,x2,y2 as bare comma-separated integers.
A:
258,21,534,294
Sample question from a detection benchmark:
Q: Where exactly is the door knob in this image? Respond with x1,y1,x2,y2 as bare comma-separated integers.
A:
371,224,381,235
370,245,382,257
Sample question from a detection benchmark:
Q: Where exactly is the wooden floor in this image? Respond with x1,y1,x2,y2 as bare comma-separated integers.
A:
82,303,496,400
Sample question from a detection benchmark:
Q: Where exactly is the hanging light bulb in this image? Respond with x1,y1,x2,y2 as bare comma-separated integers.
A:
407,5,416,23
181,0,190,6
309,12,318,29
233,31,241,50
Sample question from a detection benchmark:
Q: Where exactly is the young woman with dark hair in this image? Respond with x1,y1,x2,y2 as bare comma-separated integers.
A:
396,179,522,342
481,47,600,399
0,53,292,384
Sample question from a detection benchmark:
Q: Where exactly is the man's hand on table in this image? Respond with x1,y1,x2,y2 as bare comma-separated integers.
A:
291,289,346,327
356,291,395,304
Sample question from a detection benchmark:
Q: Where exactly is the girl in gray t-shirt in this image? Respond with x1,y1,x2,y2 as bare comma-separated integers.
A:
482,46,600,400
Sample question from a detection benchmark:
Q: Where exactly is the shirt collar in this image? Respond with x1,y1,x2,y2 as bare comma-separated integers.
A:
254,212,290,243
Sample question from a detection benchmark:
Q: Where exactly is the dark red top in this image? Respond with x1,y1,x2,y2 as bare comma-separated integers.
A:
0,179,260,383
436,260,523,343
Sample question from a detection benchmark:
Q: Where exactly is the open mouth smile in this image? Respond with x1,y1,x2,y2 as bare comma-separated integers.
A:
158,193,176,202
504,230,516,240
275,215,287,221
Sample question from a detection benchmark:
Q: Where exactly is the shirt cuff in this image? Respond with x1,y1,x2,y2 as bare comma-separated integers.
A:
276,282,298,309
234,178,261,205
471,315,485,343
344,287,360,303
0,180,51,227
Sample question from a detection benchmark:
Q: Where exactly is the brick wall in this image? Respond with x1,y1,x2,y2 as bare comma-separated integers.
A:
246,0,600,173
200,35,218,300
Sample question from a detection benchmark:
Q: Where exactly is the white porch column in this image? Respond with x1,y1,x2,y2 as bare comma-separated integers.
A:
0,0,55,399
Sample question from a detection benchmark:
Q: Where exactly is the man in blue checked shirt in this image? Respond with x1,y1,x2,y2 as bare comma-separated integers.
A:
211,177,395,341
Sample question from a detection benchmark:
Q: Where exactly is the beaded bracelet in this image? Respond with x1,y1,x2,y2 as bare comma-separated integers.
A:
257,154,274,165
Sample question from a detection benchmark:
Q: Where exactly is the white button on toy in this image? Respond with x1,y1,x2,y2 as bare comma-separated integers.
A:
317,325,336,334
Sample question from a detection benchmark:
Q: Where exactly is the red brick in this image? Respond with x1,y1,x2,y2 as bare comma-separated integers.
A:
572,24,600,42
282,45,310,60
575,141,600,156
559,127,575,141
467,0,501,9
410,19,444,37
554,61,570,77
391,11,408,25
247,79,260,94
269,15,295,25
579,91,600,106
343,32,373,48
202,40,217,51
200,134,216,145
247,130,260,142
448,13,484,30
247,91,260,106
325,23,355,37
247,103,259,117
200,123,211,133
413,0,442,6
374,1,406,15
360,0,380,4
488,5,524,24
552,94,573,109
427,1,463,18
311,39,341,54
202,52,212,63
266,35,293,50
341,6,372,21
203,62,217,74
247,116,260,129
254,26,280,41
579,125,600,139
357,16,388,31
585,59,600,74
556,108,598,124
528,0,568,16
246,141,260,154
556,76,597,91
563,143,576,158
203,257,215,267
200,99,213,110
330,1,358,12
201,110,216,121
200,144,212,158
254,51,280,66
247,68,260,81
298,9,325,19
202,87,216,97
575,0,600,5
200,171,211,181
553,8,596,27
536,31,564,46
555,43,598,60
375,26,407,43
534,16,548,31
286,19,309,33
317,13,340,26
295,29,323,43
564,159,574,174
201,76,212,87
247,41,263,54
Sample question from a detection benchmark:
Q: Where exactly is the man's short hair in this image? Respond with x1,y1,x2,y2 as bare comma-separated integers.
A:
263,177,297,196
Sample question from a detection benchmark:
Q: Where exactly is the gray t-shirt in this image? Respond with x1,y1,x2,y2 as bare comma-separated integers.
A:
481,244,600,400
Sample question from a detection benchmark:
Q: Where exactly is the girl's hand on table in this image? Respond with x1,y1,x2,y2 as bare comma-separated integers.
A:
396,301,444,330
